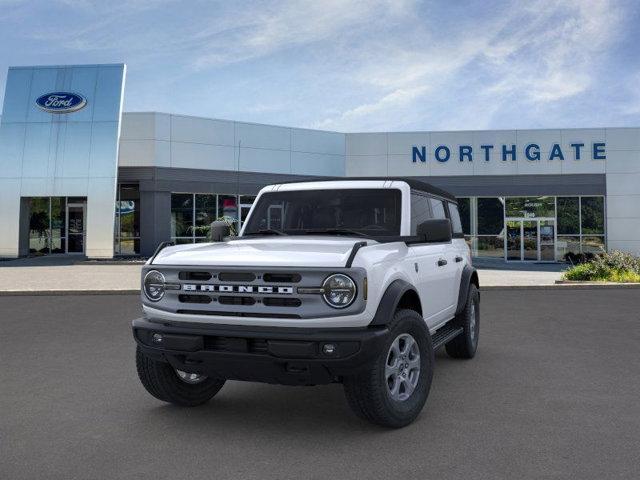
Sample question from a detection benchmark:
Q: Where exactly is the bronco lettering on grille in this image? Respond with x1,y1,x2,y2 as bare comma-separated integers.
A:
182,284,294,294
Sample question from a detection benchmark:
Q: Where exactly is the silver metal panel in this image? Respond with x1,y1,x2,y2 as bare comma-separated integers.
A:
0,64,126,258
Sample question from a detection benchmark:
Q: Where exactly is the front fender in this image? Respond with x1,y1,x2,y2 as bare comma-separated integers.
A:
369,279,418,327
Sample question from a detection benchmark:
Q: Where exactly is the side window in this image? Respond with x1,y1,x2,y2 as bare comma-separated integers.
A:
448,202,463,235
429,198,446,219
410,193,432,234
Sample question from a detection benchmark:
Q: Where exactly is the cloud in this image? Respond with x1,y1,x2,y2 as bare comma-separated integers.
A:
0,0,633,131
313,0,625,131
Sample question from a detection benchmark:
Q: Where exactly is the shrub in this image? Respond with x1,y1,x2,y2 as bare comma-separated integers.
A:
563,250,640,282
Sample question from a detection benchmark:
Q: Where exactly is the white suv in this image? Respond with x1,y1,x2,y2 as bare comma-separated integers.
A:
133,178,480,428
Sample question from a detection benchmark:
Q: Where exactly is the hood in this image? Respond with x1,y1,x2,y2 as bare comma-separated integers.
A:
152,236,371,267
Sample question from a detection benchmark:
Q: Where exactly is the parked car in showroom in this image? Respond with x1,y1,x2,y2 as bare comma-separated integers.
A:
133,178,480,428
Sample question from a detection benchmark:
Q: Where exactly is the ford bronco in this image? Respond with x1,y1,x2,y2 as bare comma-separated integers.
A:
133,178,480,427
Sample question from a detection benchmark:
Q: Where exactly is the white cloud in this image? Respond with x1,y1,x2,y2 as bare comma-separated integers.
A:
314,0,625,130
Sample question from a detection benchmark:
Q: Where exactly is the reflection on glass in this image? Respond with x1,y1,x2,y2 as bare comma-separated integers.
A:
522,220,538,260
458,198,471,234
171,193,193,238
539,220,555,261
29,197,50,254
506,220,522,260
582,236,605,254
557,197,579,234
557,236,581,259
506,196,555,218
476,235,504,258
51,197,65,239
581,197,605,234
218,195,238,221
477,198,504,235
195,194,216,238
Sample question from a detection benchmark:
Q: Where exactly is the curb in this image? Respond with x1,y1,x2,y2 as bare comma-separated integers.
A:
483,283,640,290
0,289,140,296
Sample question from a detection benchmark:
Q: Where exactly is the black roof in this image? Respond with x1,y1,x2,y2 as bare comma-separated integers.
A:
277,177,457,202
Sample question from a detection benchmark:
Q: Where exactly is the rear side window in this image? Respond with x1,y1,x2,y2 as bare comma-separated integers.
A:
448,202,463,235
410,193,432,235
429,198,446,219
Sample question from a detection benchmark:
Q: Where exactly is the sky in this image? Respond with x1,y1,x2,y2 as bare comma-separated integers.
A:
0,0,639,132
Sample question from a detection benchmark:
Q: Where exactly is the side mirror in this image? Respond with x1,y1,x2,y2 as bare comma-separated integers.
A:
209,221,231,242
416,218,452,243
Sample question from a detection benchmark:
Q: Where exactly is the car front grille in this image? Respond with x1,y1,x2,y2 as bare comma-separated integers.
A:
145,266,366,320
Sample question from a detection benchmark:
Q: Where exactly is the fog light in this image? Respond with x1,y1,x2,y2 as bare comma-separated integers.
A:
322,343,336,355
152,333,163,344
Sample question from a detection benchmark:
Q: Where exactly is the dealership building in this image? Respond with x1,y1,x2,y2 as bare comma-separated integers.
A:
1,63,639,261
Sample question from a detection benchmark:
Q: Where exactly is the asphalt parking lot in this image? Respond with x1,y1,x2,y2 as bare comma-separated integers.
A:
2,289,639,480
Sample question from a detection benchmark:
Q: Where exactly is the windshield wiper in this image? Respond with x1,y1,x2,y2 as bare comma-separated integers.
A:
243,229,287,236
302,228,370,238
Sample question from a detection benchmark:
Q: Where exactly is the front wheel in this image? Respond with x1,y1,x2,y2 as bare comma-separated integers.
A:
343,309,434,428
136,347,226,406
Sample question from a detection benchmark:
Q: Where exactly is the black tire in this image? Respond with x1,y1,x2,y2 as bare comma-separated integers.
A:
445,283,480,359
136,346,226,406
343,309,434,428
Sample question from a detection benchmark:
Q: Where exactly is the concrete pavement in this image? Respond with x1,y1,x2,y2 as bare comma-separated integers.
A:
0,256,565,293
2,289,639,480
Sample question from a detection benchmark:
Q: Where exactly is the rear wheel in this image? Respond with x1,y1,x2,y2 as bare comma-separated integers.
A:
445,283,480,359
136,347,226,406
343,309,434,428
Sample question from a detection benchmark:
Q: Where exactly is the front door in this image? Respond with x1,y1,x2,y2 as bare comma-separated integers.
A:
505,219,555,261
66,203,86,254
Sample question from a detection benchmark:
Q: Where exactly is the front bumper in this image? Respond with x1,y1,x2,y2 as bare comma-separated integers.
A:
132,318,390,386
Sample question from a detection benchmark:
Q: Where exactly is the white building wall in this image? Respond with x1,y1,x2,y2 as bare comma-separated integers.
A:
346,129,608,177
118,113,345,177
346,128,640,256
605,128,640,254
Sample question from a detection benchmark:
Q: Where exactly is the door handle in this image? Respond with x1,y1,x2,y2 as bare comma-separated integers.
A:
455,256,463,263
437,258,447,267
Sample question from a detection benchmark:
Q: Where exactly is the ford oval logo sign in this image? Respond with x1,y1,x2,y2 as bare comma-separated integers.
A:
35,92,87,114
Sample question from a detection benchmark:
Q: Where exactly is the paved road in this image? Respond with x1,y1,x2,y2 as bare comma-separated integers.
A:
2,290,639,480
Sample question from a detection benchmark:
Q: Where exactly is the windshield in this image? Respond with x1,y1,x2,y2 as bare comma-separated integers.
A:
242,189,402,237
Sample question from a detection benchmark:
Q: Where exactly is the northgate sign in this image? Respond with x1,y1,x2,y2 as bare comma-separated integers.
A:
412,142,606,163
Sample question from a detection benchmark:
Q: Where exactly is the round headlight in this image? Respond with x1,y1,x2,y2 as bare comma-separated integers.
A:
322,274,357,308
143,270,166,302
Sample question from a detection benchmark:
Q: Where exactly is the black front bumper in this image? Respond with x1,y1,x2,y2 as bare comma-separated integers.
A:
132,318,390,385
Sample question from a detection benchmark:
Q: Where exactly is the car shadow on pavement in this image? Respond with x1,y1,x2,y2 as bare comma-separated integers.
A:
132,351,457,436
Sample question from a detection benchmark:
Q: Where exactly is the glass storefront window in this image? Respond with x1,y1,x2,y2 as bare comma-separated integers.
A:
171,193,194,239
581,197,605,234
457,198,471,234
218,195,238,222
194,194,217,240
505,196,555,218
476,235,504,258
114,184,140,255
27,196,84,255
557,197,579,234
557,236,581,259
461,195,605,261
29,198,50,254
582,236,606,254
170,193,256,243
477,198,504,235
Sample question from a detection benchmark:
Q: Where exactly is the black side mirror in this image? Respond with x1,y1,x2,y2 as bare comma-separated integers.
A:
416,218,452,243
209,221,231,242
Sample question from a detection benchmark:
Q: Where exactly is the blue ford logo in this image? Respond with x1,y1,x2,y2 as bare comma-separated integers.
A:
35,92,87,114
